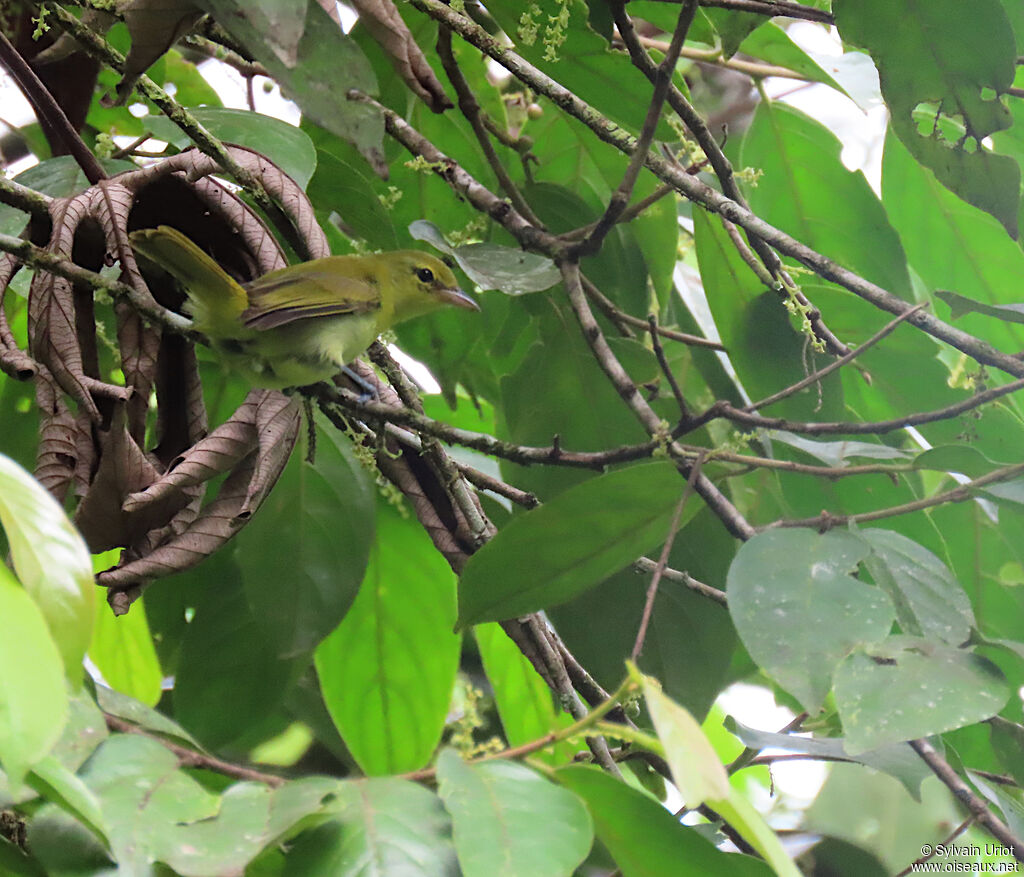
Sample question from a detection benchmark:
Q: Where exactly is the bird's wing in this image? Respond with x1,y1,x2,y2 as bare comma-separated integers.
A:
242,260,382,330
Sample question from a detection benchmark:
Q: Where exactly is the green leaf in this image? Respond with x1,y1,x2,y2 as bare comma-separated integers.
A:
94,685,199,749
201,0,384,169
497,300,650,500
883,128,1024,359
725,718,930,801
458,462,696,627
150,777,338,875
835,0,1020,235
87,592,162,707
834,640,1009,754
146,108,317,188
174,553,300,750
26,757,108,848
738,23,847,94
861,529,974,645
238,417,375,658
36,734,218,873
740,101,912,299
641,675,730,806
557,766,772,877
410,220,561,295
726,530,894,712
693,210,844,422
769,431,910,467
640,676,801,876
475,623,577,766
304,136,400,251
0,564,68,787
0,453,94,684
284,778,458,875
315,503,460,775
914,445,1002,478
935,289,1024,324
436,750,593,877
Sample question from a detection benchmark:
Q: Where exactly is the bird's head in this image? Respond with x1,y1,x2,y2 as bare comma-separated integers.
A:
386,251,479,321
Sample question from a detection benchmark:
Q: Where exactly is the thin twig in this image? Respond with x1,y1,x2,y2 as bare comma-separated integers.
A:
436,26,542,227
745,304,930,412
702,376,1024,436
772,461,1024,530
0,30,106,183
632,462,701,661
104,713,286,787
909,738,1024,862
893,815,976,877
577,0,697,254
648,313,690,418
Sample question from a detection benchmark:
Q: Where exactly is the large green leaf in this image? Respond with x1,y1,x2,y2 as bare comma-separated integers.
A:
557,766,772,877
315,502,460,775
198,0,384,168
146,108,317,188
882,127,1024,357
458,461,697,627
726,530,895,712
861,529,974,645
149,777,338,875
0,565,68,788
693,209,844,422
436,750,592,877
497,299,651,500
87,590,162,708
835,0,1020,236
173,552,300,750
0,454,94,684
238,417,375,658
284,778,458,875
834,640,1009,754
741,101,912,298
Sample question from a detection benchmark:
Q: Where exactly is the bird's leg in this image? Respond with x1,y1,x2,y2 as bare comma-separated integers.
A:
341,366,379,402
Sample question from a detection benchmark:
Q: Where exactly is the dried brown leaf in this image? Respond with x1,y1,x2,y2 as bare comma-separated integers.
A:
122,391,262,530
34,372,78,500
100,453,259,613
240,390,300,517
0,253,37,380
109,0,204,106
348,0,452,112
73,404,160,552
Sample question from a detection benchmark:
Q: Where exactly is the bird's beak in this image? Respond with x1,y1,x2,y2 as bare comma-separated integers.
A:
439,286,480,311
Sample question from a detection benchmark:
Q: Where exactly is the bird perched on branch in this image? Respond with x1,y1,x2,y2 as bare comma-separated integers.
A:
130,225,478,388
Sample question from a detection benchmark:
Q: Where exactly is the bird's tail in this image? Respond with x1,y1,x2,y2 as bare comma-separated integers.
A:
129,226,249,338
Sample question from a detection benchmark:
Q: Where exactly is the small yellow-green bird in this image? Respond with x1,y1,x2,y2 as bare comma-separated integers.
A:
130,225,478,388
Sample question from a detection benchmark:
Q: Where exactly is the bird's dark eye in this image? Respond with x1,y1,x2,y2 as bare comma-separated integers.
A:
415,267,435,283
